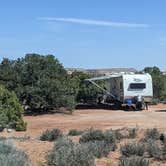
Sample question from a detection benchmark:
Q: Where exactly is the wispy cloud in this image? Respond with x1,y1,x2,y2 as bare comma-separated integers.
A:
38,17,149,28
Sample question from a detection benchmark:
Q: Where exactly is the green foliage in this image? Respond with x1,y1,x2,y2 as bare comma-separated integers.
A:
15,120,27,131
47,137,95,166
84,140,111,158
0,140,30,166
113,129,124,140
120,143,145,157
79,128,105,143
0,54,76,112
40,128,62,141
104,130,117,150
0,85,26,131
112,128,137,140
79,128,117,151
160,88,166,101
68,129,83,136
0,112,8,131
119,156,150,166
146,139,162,160
161,74,166,102
71,71,104,103
145,128,160,140
162,144,166,160
143,66,166,100
128,128,137,139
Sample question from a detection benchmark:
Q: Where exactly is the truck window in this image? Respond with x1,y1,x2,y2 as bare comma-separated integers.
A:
129,83,146,89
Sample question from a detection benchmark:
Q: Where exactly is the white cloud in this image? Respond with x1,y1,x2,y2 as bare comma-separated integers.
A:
38,17,149,28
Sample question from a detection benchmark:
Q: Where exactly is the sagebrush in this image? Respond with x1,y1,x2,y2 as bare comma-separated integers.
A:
120,143,145,157
119,156,150,166
68,129,83,136
84,140,111,158
0,140,30,166
47,137,95,166
40,128,62,141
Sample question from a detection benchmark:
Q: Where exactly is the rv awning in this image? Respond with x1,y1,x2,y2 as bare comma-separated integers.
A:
85,74,122,81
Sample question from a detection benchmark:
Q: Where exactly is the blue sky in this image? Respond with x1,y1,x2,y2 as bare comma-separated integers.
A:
0,0,166,70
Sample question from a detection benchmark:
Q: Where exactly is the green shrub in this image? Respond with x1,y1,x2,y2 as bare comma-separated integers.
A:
146,139,162,160
104,130,117,150
84,140,111,158
79,128,105,143
0,55,77,113
145,128,160,140
162,144,166,160
62,95,76,112
68,129,83,136
73,71,104,104
119,156,150,166
0,85,26,131
113,128,137,140
15,120,27,131
47,137,95,166
120,143,145,157
79,128,117,151
0,112,8,131
113,129,124,140
128,128,137,139
40,129,62,141
0,140,30,166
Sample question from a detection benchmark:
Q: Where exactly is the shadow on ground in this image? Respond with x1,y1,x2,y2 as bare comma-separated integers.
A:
76,103,121,110
24,103,143,116
155,110,166,112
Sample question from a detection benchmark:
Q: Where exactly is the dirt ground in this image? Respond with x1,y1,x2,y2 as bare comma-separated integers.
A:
1,104,166,166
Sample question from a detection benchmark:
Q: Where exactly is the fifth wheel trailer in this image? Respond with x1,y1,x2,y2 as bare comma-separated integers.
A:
85,73,153,110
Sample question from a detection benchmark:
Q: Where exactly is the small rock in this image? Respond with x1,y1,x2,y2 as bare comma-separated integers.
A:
7,129,13,133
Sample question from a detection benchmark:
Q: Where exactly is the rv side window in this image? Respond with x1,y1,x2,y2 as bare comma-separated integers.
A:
130,83,146,89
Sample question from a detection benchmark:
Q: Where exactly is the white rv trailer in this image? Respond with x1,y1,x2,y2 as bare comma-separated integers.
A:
85,73,153,109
